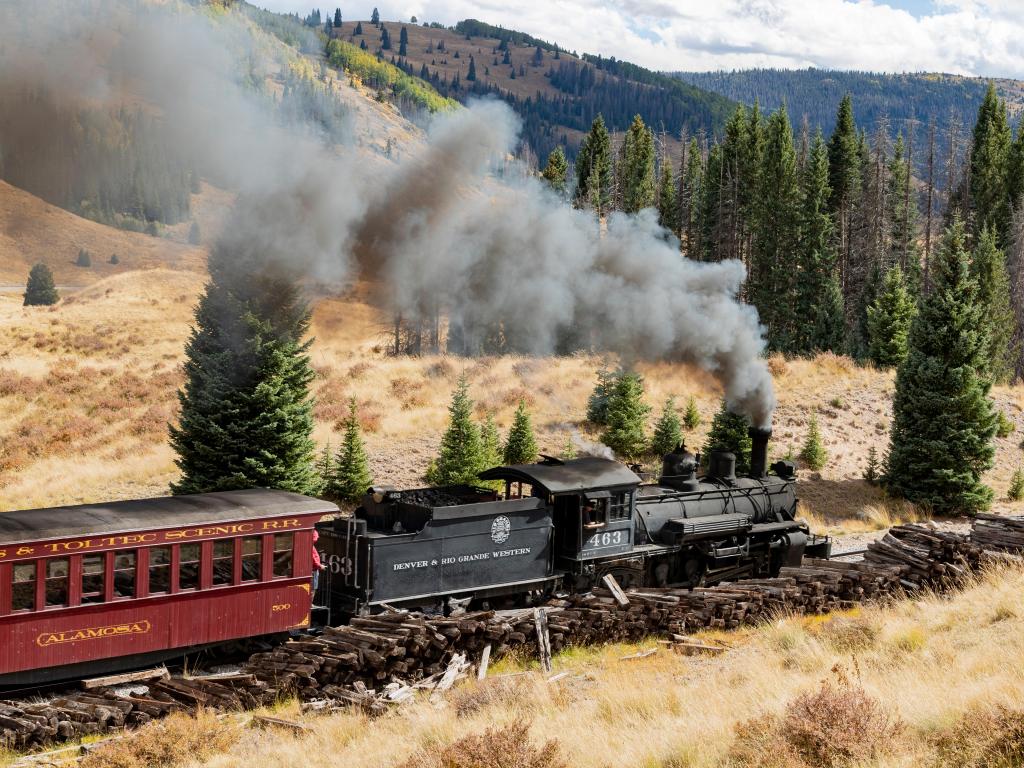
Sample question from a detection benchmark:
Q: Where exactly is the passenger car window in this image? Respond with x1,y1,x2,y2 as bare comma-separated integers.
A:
113,550,136,599
81,554,105,604
241,536,262,582
149,546,171,594
12,562,36,612
212,540,234,586
179,544,200,590
273,533,293,578
45,558,69,608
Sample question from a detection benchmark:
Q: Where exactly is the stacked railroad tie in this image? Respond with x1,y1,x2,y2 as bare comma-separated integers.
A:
2,520,1021,752
970,514,1024,553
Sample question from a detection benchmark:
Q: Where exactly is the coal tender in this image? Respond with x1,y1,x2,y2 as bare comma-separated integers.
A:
319,428,831,615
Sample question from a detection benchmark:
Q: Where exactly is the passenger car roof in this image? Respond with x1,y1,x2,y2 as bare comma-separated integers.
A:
478,457,640,495
0,489,338,545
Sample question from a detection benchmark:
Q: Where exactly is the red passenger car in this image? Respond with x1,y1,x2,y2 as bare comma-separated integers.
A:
0,489,337,686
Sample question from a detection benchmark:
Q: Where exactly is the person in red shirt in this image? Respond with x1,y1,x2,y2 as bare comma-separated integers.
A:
311,530,326,593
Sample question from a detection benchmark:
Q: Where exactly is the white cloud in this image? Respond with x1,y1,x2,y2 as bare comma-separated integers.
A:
258,0,1024,77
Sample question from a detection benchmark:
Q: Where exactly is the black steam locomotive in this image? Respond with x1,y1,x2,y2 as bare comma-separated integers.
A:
317,428,831,616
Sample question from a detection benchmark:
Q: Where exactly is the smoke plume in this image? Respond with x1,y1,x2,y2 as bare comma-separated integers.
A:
0,0,775,426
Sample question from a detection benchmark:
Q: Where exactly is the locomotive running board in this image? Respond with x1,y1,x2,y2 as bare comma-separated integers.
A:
663,513,752,542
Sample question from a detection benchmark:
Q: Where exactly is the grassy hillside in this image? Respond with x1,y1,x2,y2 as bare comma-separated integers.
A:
327,18,737,163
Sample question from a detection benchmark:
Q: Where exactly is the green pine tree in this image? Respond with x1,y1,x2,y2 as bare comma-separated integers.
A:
601,372,650,460
970,82,1014,243
541,146,568,195
76,248,92,267
651,397,682,457
750,105,800,351
575,115,613,214
169,239,317,495
972,226,1017,383
702,401,752,475
426,375,485,486
799,415,828,471
657,155,677,232
867,265,917,369
883,219,997,514
1008,468,1024,501
683,396,701,430
622,115,656,214
560,436,577,460
503,399,538,465
586,367,621,425
794,129,845,354
827,94,862,284
327,399,373,502
480,412,502,468
23,263,59,306
864,446,880,485
678,136,704,258
886,134,921,287
314,441,334,495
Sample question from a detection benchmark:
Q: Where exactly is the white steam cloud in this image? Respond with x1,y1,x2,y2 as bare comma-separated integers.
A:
0,0,775,426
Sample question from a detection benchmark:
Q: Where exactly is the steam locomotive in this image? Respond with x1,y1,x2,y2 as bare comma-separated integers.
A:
318,427,832,616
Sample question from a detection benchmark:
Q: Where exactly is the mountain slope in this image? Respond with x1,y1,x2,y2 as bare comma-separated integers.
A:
674,68,1023,136
327,18,738,162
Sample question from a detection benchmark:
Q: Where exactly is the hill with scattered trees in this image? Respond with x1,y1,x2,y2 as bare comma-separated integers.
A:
323,16,738,163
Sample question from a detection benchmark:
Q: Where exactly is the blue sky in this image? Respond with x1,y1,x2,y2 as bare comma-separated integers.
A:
256,0,1024,78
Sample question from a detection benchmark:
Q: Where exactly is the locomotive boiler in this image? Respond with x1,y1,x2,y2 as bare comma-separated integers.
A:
319,427,831,616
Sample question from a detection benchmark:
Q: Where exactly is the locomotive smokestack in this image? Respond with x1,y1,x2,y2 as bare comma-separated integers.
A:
749,426,771,478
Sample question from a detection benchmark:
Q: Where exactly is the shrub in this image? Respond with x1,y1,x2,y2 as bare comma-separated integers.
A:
729,674,903,768
75,248,92,267
79,710,239,768
23,263,59,306
400,722,565,768
683,395,701,430
109,253,120,264
560,436,577,459
1009,469,1024,501
828,396,845,410
799,415,827,471
931,703,1024,768
997,410,1015,438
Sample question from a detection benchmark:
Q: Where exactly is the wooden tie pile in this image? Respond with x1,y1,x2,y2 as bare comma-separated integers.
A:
970,514,1024,553
3,521,1021,752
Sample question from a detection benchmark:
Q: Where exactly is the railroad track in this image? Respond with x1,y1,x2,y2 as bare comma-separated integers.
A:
3,520,1023,755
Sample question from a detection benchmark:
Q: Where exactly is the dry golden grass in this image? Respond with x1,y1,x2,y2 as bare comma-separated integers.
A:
100,564,1024,768
0,180,205,286
78,710,239,768
4,265,1024,528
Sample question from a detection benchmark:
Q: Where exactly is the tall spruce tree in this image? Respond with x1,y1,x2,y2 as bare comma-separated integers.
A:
970,83,1013,244
827,94,862,299
601,373,650,460
541,146,568,195
702,402,752,475
574,115,613,215
866,264,916,369
326,399,373,502
750,105,800,351
972,226,1016,383
23,263,59,306
884,219,997,514
503,400,538,465
657,155,677,233
887,133,921,287
622,115,657,214
678,136,704,258
426,375,485,486
170,237,317,495
333,8,341,27
794,129,845,354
